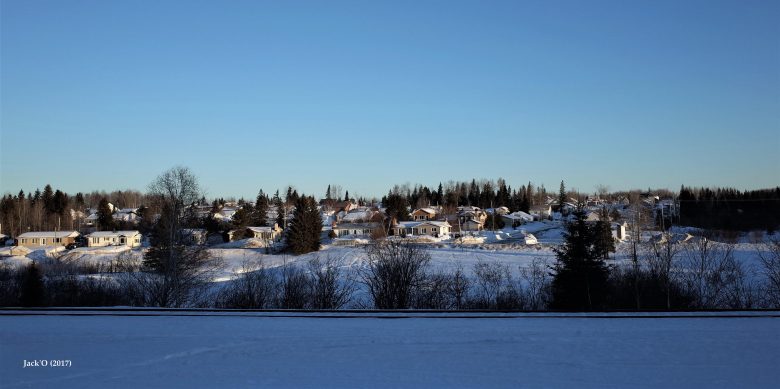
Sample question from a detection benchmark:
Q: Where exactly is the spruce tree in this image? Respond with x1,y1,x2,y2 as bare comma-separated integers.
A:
97,197,115,231
558,181,567,212
254,190,269,227
344,190,350,203
286,195,322,255
592,208,615,259
551,208,610,310
20,263,45,307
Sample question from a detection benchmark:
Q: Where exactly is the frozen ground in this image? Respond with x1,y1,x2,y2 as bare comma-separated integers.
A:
1,311,778,388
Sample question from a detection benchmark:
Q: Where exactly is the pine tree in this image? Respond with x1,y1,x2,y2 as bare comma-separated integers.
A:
96,197,115,231
254,190,269,227
344,190,350,203
326,185,332,200
285,196,322,255
558,180,567,213
551,208,610,310
20,263,45,307
592,208,615,259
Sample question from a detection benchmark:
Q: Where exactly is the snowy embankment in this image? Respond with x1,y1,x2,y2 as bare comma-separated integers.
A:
1,311,778,388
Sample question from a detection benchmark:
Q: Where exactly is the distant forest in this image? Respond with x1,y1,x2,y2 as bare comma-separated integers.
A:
679,186,780,232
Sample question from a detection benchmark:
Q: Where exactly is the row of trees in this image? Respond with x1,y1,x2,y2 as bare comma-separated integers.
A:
679,186,780,231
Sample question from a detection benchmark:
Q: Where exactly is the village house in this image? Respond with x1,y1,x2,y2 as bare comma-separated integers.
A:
411,207,438,221
333,222,382,238
390,220,451,237
85,230,142,247
529,204,552,220
181,228,208,245
501,211,533,228
17,231,81,248
245,225,283,241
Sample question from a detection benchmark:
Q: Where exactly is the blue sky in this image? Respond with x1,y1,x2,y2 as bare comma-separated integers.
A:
2,0,778,200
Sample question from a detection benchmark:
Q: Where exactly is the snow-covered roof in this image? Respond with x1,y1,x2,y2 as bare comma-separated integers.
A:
413,207,437,215
18,231,80,238
86,230,141,238
419,221,451,228
247,226,277,233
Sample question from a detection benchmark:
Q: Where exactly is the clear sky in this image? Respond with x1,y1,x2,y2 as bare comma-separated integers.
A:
2,0,778,200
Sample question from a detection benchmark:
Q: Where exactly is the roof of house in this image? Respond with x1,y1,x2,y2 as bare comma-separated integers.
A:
412,207,437,215
247,226,278,233
18,231,80,238
86,230,141,238
335,222,381,230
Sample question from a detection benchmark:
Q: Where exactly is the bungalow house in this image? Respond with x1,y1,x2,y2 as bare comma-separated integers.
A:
390,221,451,237
17,231,81,248
113,208,139,223
612,222,627,241
502,211,533,228
461,218,484,232
529,204,552,220
85,230,142,247
411,207,438,221
485,206,510,216
246,225,283,241
333,222,382,238
181,228,208,245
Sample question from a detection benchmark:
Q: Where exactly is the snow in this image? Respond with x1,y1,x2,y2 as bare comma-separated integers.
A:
17,231,80,239
1,311,778,388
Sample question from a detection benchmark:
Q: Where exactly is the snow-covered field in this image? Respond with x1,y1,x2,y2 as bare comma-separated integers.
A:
1,311,778,388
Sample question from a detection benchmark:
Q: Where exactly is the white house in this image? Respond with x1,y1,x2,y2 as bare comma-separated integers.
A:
86,230,142,247
529,204,552,220
333,222,382,238
246,225,283,241
391,221,451,237
502,211,534,228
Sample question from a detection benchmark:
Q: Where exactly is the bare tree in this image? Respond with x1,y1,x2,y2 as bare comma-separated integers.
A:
216,260,277,309
646,231,681,309
279,262,310,309
307,256,356,309
520,257,551,310
681,238,742,308
757,237,780,307
450,263,470,310
361,241,430,309
139,166,222,307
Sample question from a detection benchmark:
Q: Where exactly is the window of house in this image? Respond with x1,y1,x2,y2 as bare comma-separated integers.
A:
55,238,61,243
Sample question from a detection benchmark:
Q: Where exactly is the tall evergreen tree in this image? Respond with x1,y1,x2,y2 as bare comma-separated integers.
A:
96,197,115,231
285,196,322,255
20,263,45,307
592,207,616,259
326,185,332,200
344,190,350,202
550,208,610,310
254,190,269,227
558,180,567,212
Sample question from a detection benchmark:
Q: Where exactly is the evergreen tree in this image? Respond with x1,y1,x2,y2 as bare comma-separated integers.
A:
326,185,332,200
558,181,567,212
285,195,322,255
344,190,350,202
42,184,54,216
20,263,45,307
592,207,616,259
550,208,610,310
383,191,411,221
96,197,115,231
254,190,269,227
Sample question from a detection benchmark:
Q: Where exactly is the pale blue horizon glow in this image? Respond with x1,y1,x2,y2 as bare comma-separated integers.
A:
2,0,779,200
